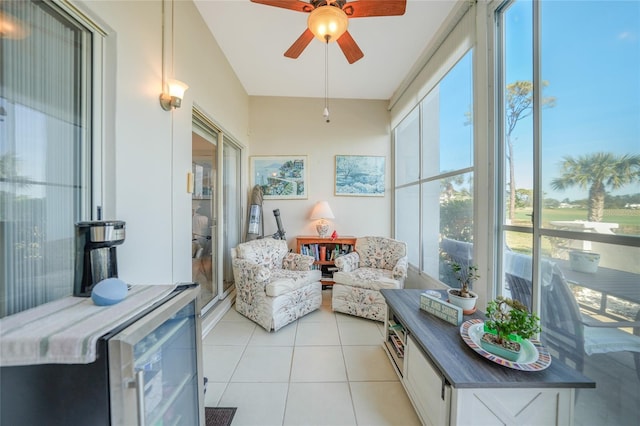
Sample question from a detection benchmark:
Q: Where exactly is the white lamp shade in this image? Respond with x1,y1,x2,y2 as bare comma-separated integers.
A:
307,5,348,43
167,79,189,99
310,201,335,220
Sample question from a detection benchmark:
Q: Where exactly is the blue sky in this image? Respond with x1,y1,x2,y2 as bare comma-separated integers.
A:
506,0,640,201
436,0,639,202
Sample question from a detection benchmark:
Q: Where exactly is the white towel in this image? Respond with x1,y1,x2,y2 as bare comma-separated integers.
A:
0,284,176,366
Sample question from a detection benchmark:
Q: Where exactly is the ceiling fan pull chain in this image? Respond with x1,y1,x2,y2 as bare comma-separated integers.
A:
324,36,330,123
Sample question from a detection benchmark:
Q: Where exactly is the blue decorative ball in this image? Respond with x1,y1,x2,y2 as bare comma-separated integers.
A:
91,278,128,306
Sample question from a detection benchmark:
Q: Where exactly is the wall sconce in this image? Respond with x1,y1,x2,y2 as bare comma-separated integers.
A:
159,79,189,111
310,201,335,238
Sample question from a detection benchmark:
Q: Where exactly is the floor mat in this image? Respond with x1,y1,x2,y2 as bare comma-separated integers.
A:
205,407,237,426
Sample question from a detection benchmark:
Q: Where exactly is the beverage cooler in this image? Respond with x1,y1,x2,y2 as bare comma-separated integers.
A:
0,284,204,426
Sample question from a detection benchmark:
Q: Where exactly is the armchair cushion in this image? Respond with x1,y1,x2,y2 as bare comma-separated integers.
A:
236,238,289,269
282,252,314,271
584,326,640,355
356,236,407,271
333,267,402,291
233,258,272,285
334,252,359,272
392,256,408,280
267,269,322,297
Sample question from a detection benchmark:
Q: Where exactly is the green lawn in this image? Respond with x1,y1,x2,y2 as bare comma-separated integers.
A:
507,208,639,254
512,208,639,231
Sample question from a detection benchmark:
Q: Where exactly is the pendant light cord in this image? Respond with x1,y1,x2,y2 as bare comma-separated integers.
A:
324,36,330,123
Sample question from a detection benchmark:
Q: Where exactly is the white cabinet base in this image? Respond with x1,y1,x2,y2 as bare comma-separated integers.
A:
451,387,574,425
386,321,576,426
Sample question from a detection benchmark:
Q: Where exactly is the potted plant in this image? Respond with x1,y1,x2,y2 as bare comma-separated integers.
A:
569,250,600,273
481,296,541,361
447,263,480,313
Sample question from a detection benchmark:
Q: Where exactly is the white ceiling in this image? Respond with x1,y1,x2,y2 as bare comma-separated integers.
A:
194,0,457,100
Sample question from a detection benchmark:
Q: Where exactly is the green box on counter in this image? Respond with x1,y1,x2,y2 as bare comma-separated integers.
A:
420,292,463,326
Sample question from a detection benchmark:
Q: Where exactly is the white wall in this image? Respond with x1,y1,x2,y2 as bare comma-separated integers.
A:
249,97,392,249
77,0,250,285
73,0,392,287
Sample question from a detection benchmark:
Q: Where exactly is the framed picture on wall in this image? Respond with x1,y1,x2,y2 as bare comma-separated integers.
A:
250,155,308,200
335,155,385,196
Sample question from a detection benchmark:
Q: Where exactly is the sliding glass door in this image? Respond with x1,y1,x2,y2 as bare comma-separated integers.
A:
222,138,241,294
191,110,242,314
192,116,218,310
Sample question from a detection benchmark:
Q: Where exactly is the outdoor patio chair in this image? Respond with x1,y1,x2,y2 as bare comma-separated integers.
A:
504,252,640,380
440,237,473,267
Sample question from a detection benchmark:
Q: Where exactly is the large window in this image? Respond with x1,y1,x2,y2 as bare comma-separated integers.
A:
0,0,97,317
395,50,474,288
497,1,639,423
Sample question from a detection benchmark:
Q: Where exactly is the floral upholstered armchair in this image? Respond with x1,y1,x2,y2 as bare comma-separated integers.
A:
332,236,408,322
231,238,322,331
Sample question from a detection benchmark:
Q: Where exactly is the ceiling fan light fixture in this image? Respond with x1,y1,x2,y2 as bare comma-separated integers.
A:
307,5,348,43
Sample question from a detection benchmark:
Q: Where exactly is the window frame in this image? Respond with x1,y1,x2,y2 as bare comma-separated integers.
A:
494,0,640,313
0,0,105,317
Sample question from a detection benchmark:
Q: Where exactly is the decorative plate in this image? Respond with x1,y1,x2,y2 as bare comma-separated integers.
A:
460,319,551,371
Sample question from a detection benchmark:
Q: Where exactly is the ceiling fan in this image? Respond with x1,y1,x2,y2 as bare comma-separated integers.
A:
250,0,407,64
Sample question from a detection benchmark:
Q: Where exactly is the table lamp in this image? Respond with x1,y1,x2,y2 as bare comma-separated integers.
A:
310,201,335,238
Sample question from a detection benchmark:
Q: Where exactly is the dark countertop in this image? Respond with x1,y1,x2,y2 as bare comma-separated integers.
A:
381,289,596,389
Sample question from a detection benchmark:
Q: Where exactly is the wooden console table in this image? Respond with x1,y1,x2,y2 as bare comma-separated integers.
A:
296,236,356,286
381,289,595,425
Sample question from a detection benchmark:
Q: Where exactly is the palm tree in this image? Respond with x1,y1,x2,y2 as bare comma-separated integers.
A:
550,152,640,222
504,81,556,222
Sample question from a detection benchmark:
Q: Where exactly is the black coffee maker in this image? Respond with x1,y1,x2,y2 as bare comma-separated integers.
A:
74,220,126,297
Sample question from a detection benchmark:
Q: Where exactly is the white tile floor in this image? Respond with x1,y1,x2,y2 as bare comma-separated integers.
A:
202,290,421,426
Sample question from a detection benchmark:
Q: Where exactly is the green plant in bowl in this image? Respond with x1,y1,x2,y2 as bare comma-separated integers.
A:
482,297,541,361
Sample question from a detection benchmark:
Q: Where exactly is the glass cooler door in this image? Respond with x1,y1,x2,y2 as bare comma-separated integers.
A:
109,286,203,426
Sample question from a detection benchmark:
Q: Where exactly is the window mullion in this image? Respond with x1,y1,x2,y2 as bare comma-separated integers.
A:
531,0,543,317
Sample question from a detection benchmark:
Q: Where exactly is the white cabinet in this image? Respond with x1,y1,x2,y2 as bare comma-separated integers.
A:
384,318,575,426
404,336,451,426
381,290,591,426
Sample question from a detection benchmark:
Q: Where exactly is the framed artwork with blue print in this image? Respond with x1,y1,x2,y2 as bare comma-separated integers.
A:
335,155,385,196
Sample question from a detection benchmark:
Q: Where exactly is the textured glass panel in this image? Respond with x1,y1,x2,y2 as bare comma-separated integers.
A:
1,1,90,317
437,50,474,174
395,185,419,266
428,172,474,287
395,108,420,186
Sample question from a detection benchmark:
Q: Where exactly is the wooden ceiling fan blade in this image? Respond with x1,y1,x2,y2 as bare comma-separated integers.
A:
249,0,314,13
336,31,364,64
343,0,406,18
284,28,315,59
